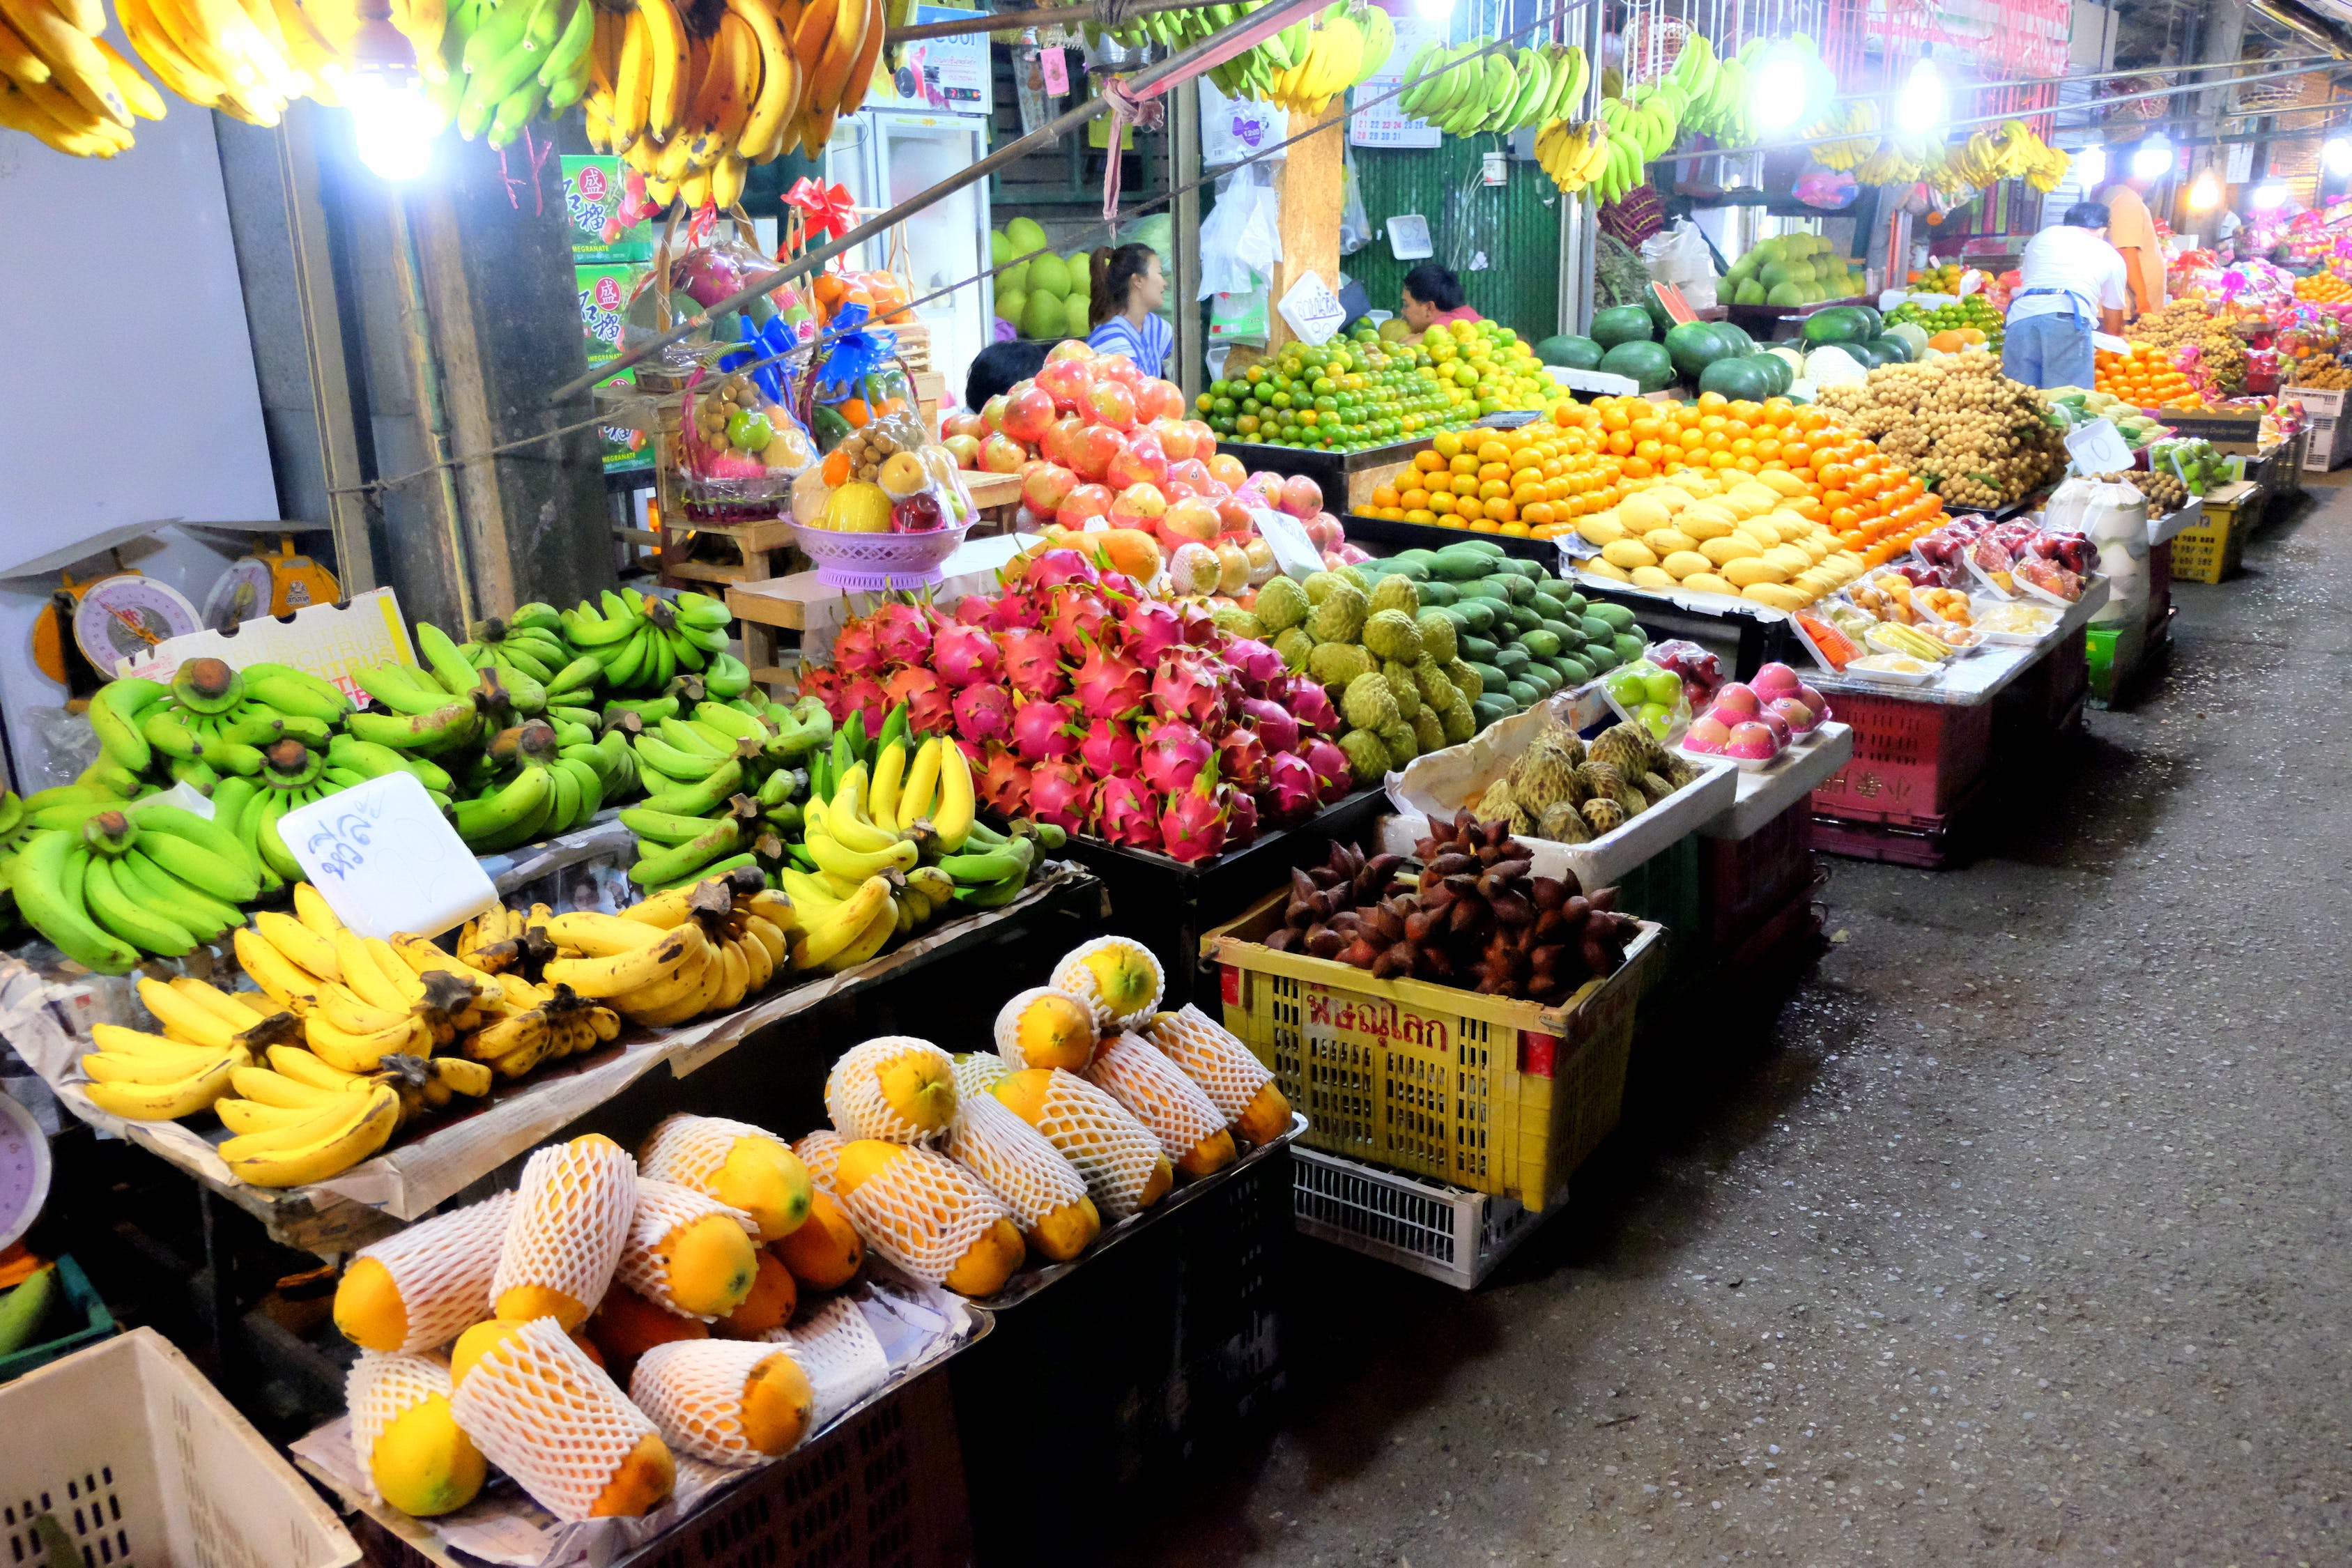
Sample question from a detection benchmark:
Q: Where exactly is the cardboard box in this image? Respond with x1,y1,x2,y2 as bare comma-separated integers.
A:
560,156,653,263
588,354,654,475
575,262,633,361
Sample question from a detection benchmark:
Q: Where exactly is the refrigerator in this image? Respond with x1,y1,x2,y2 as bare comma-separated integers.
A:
826,110,993,412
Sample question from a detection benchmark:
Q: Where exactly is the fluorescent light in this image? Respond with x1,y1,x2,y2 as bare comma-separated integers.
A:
345,17,433,180
2251,182,2289,210
1411,0,1450,17
2326,136,2352,176
2187,169,2221,210
1752,45,1811,132
2075,145,2106,190
1896,59,1945,136
2131,137,2173,180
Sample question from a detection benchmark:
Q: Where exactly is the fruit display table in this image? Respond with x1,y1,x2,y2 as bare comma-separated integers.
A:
1571,576,1805,682
725,527,1038,677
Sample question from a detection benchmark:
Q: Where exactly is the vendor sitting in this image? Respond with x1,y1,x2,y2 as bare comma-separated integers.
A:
1401,263,1482,330
2002,202,2129,390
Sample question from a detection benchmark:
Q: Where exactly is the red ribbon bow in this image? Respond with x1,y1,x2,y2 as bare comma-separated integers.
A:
785,178,856,243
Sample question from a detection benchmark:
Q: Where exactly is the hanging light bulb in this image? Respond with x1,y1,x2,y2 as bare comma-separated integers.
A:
2325,136,2352,176
2075,144,2107,192
2130,136,2174,180
1751,42,1813,133
345,7,434,180
2250,182,2289,210
1896,57,1946,136
2187,169,2222,210
1411,0,1450,19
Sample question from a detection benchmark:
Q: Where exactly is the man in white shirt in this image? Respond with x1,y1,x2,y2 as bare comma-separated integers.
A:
2002,203,2130,390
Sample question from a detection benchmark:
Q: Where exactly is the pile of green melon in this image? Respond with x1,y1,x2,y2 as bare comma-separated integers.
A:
991,217,1093,341
1725,233,1868,308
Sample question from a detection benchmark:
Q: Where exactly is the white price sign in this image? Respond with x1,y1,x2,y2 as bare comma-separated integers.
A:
1250,507,1325,578
1276,271,1349,346
277,771,498,940
2064,417,2135,475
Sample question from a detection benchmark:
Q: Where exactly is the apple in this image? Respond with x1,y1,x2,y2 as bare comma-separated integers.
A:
1643,668,1683,708
978,433,1029,474
1095,354,1145,392
942,411,985,442
942,433,981,468
979,393,1010,436
1040,413,1085,468
1167,457,1215,495
1183,420,1219,459
1162,481,1196,504
1206,452,1246,487
1045,338,1096,364
1150,417,1197,462
1215,541,1251,594
1000,383,1057,444
1305,514,1343,551
1070,422,1128,482
1752,661,1802,700
1022,461,1079,514
1684,713,1732,752
1056,483,1114,530
1160,495,1221,544
1109,482,1168,526
1036,356,1094,415
1085,378,1139,431
1214,495,1258,535
1712,682,1761,719
1277,473,1323,519
1138,378,1187,422
1106,431,1169,491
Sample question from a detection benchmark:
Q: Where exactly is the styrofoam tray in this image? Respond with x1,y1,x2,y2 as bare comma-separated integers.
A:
1381,751,1737,890
1700,722,1854,840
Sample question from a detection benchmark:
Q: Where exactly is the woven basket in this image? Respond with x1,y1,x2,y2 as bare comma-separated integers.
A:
787,521,971,590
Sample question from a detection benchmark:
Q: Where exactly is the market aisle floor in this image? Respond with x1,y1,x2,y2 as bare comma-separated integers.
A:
1116,482,2352,1567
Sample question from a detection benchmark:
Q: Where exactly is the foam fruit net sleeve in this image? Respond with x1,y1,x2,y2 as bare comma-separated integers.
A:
991,986,1096,1069
614,1179,759,1321
1023,1069,1168,1220
1050,937,1165,1030
346,1352,454,1502
491,1137,638,1325
837,1145,1009,1285
763,1296,889,1425
1086,1033,1230,1159
1145,1004,1276,1121
640,1112,787,1203
792,1128,845,1192
952,1051,1011,1099
352,1190,516,1352
629,1339,794,1466
450,1316,662,1523
946,1092,1088,1229
824,1035,957,1144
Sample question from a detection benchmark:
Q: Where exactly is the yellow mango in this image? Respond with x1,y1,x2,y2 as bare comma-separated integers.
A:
1661,551,1713,579
1682,572,1739,597
371,1394,486,1518
1675,512,1734,541
1755,468,1808,496
1742,583,1811,611
738,1351,815,1455
1642,528,1698,555
1700,535,1760,566
1236,1081,1291,1146
1629,566,1678,590
1601,539,1657,571
1617,491,1673,531
1722,557,1790,587
773,1190,864,1289
1576,513,1626,546
942,1216,1027,1297
1029,1195,1102,1261
1584,558,1631,583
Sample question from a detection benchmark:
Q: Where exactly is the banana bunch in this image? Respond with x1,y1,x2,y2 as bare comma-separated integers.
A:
461,603,589,717
518,865,795,1026
9,797,263,973
1984,118,2067,192
443,718,608,852
350,620,547,768
73,968,302,1121
1585,93,1670,204
0,792,29,930
1806,100,1879,171
1532,116,1612,195
109,657,353,798
1254,1,1389,118
1395,38,1583,137
1854,136,1921,187
0,0,162,157
1666,33,1758,148
622,693,830,888
1193,0,1308,102
563,587,735,698
426,0,599,148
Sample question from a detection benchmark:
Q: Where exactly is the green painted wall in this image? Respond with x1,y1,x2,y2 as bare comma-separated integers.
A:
1347,141,1565,337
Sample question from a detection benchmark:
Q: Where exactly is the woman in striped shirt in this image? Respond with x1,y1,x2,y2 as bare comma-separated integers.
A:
1085,243,1174,377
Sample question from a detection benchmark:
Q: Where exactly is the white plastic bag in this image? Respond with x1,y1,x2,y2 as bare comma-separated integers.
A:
1339,155,1371,256
1198,78,1287,165
1199,164,1282,300
2080,477,2149,626
1640,220,1717,308
2043,474,2099,532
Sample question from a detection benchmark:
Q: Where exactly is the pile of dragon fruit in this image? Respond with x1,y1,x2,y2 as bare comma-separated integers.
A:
799,547,1354,863
1905,517,2093,602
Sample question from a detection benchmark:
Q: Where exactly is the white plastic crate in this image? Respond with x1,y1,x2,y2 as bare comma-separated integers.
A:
0,1328,358,1568
1292,1146,1551,1290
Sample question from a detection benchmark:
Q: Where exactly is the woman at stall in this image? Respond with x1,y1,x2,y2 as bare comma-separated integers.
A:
1400,263,1482,330
1086,243,1173,377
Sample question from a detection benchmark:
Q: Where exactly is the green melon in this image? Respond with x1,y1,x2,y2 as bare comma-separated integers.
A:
1598,339,1675,392
1533,334,1605,369
1005,215,1050,255
1027,252,1072,299
1589,305,1654,348
1020,291,1066,339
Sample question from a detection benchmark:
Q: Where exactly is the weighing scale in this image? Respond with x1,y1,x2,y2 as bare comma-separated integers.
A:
0,1093,52,1253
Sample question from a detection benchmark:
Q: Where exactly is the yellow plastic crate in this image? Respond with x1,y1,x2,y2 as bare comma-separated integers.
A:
1201,891,1659,1212
2169,507,2245,583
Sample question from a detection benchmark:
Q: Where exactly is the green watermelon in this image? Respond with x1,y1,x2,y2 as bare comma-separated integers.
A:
1840,339,1889,369
1698,357,1777,401
1664,321,1737,381
1643,284,1677,337
1745,351,1792,395
1712,321,1756,355
1590,306,1654,348
1598,339,1675,392
1801,305,1875,345
1533,334,1605,369
1866,333,1913,364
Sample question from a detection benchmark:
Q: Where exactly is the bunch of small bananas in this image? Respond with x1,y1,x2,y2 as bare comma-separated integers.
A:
1395,38,1581,136
1256,1,1390,118
1533,116,1613,195
1663,33,1758,147
0,0,161,155
422,0,598,148
620,693,830,889
563,587,737,697
1945,123,2064,191
1806,100,1880,171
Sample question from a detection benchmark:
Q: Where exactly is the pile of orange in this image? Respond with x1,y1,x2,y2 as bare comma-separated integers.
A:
1362,408,1630,536
2295,272,2352,303
2093,342,2195,407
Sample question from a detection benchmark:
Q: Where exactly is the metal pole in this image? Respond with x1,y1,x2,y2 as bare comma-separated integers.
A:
887,0,1283,43
1172,80,1204,402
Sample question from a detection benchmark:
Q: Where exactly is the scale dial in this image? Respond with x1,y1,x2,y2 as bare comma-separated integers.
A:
0,1093,52,1252
72,576,201,675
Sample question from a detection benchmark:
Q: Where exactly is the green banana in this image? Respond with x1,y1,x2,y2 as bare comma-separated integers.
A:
13,832,139,974
638,760,745,817
628,819,743,889
82,852,195,958
89,677,167,774
454,765,555,852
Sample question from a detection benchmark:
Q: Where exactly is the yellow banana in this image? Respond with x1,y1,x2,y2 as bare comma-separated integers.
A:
638,0,686,137
82,1045,236,1084
546,910,666,955
269,1043,362,1089
217,1096,321,1134
232,1063,354,1108
542,923,707,999
223,1084,400,1187
790,874,893,968
931,736,974,850
332,929,410,1013
819,895,897,974
255,909,340,981
236,925,323,1014
304,1009,424,1073
806,829,917,879
83,1055,238,1121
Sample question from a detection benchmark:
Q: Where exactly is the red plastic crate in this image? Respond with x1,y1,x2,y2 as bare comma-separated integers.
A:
1810,692,1993,825
1702,802,1815,955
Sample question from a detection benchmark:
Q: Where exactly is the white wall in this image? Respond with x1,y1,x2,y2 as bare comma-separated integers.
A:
0,95,277,788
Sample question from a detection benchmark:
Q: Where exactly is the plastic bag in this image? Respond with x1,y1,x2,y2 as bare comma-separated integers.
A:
1645,640,1723,712
1640,220,1716,306
1339,154,1371,256
1209,289,1270,345
1198,77,1286,165
680,373,813,509
1199,164,1282,300
2043,474,2098,531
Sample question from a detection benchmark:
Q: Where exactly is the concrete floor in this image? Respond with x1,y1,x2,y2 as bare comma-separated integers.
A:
1116,479,2351,1566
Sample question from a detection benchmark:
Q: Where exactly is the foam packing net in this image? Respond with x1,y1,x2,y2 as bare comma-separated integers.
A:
946,1092,1086,1229
614,1179,758,1321
952,1051,1011,1100
1050,936,1165,1030
351,1190,514,1353
449,1316,661,1522
764,1296,888,1426
629,1339,800,1467
836,1144,1008,1286
346,1351,454,1503
640,1113,792,1231
491,1136,638,1327
992,986,1099,1070
1087,1032,1229,1160
792,1129,845,1192
824,1035,957,1144
1145,1004,1275,1122
1015,1069,1167,1220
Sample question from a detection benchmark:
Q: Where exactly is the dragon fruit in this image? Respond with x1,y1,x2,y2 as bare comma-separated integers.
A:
931,622,1004,689
796,665,840,711
1150,645,1235,729
1224,638,1285,693
1096,571,1144,600
1047,586,1121,658
1094,776,1162,850
1215,725,1266,787
977,748,1033,815
1158,769,1229,864
998,628,1068,700
954,596,994,627
832,619,885,678
1121,597,1183,665
1279,676,1341,737
1260,751,1319,823
869,601,934,668
1028,759,1095,833
884,667,952,736
1300,736,1353,804
1237,695,1299,758
1078,716,1141,778
1072,643,1148,720
1024,547,1100,591
1220,783,1259,848
985,589,1046,631
952,683,1016,748
1139,719,1213,797
1011,697,1079,762
836,677,889,733
1176,601,1221,647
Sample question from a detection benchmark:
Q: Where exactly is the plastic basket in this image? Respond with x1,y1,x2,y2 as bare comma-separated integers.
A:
1702,801,1814,955
0,1328,359,1568
786,521,970,592
1201,891,1661,1212
2169,506,2245,583
1291,1145,1545,1290
1809,692,1994,824
0,1255,116,1383
1604,833,1701,991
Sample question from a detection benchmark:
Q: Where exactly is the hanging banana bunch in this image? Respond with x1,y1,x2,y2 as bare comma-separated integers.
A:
1394,35,1578,137
421,0,598,147
1533,114,1612,194
1257,0,1388,117
1806,100,1880,172
0,0,156,156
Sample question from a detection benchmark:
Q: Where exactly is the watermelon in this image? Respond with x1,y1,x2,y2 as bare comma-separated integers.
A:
1590,306,1654,348
1712,321,1756,355
1598,339,1675,392
1867,333,1913,364
1801,305,1875,345
1643,284,1677,337
1745,351,1792,396
1664,321,1737,381
1698,357,1777,401
1533,333,1605,369
1840,339,1889,369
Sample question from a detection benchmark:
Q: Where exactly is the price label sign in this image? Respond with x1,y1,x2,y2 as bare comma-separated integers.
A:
2064,417,2135,475
1040,45,1068,96
277,771,498,941
1276,270,1348,346
1250,507,1325,578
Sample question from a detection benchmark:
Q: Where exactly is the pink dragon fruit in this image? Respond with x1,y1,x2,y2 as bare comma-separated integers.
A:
954,596,994,627
1011,697,1080,762
832,618,885,678
1024,547,1100,591
1046,587,1117,658
1078,717,1140,778
1224,638,1285,693
1176,601,1221,647
977,748,1032,815
884,667,952,736
1300,737,1353,804
1237,695,1299,757
952,683,1016,748
1072,643,1148,720
1158,769,1229,863
931,622,1004,689
868,601,934,668
795,665,839,712
1139,718,1213,797
836,677,889,733
1094,776,1162,850
985,590,1046,631
1096,571,1144,600
1151,645,1236,730
1215,726,1266,787
1259,751,1318,823
1220,783,1259,848
998,628,1068,700
1279,676,1341,737
1121,596,1183,665
1028,759,1095,833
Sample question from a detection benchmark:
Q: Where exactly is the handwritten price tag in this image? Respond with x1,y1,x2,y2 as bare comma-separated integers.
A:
277,771,498,940
1250,507,1324,578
